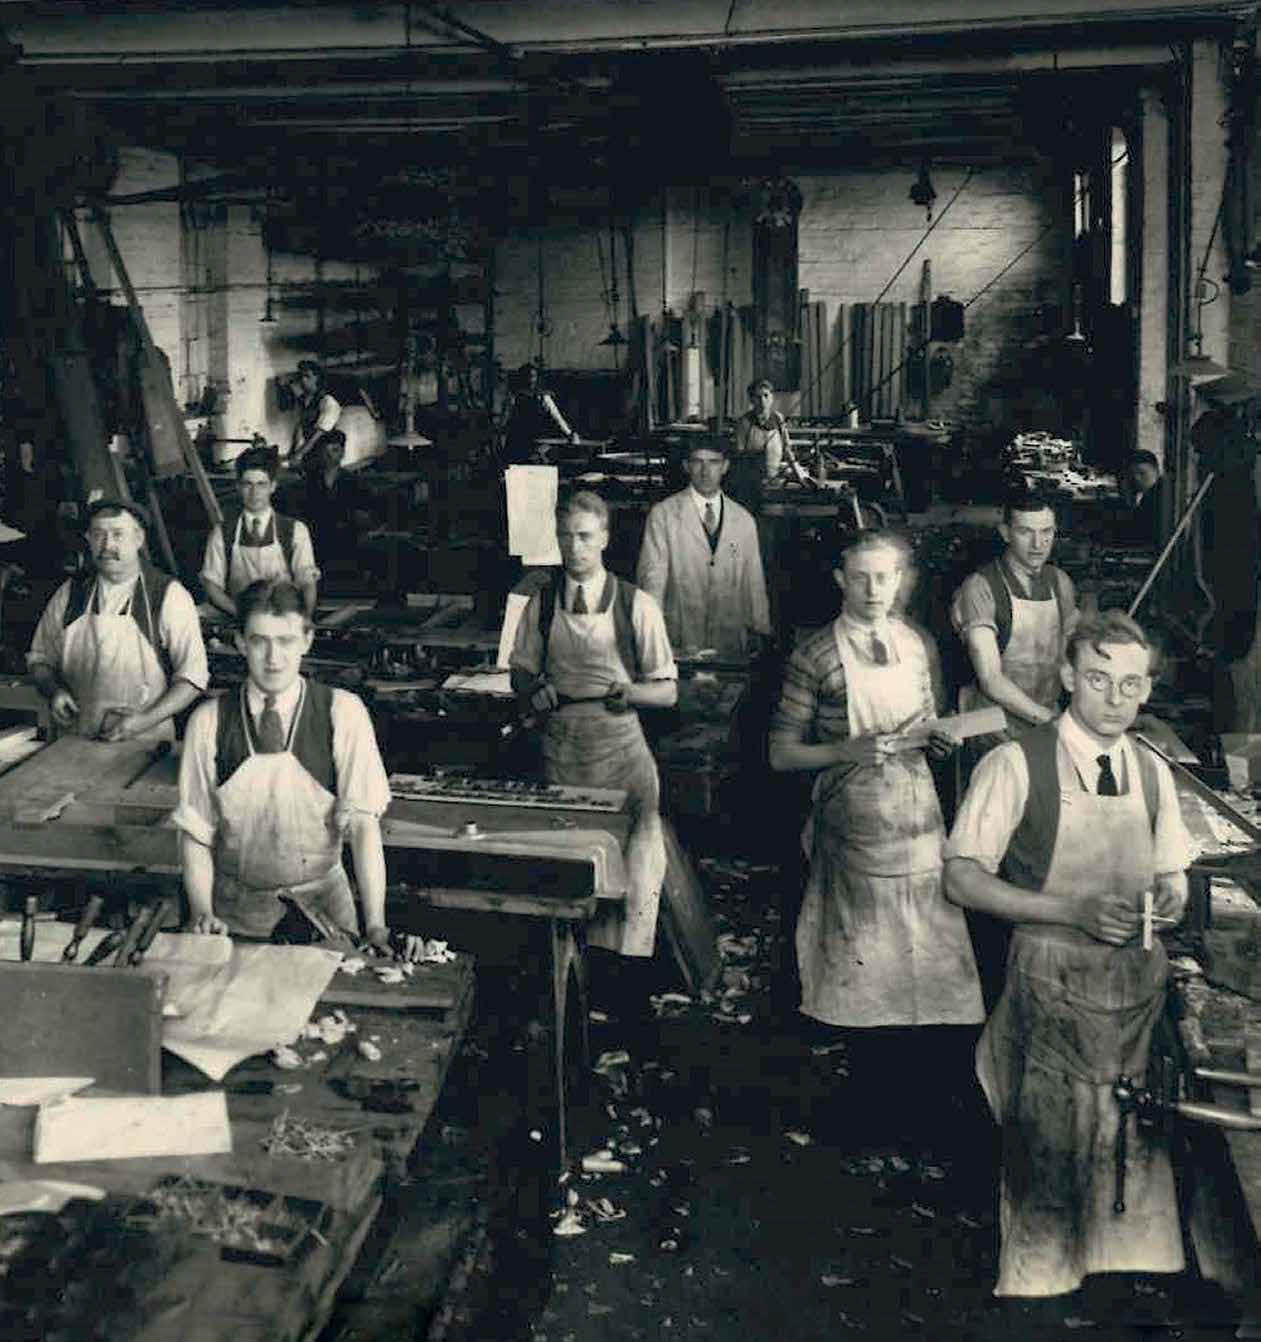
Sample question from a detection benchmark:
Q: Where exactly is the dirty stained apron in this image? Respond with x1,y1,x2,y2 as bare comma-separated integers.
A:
211,686,358,940
61,575,172,742
541,601,665,958
227,514,292,597
796,620,983,1027
976,746,1183,1297
961,569,1064,756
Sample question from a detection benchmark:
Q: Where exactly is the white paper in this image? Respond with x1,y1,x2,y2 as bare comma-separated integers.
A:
0,1180,104,1215
35,1091,232,1163
143,937,342,1081
496,591,532,669
442,670,514,695
0,1077,94,1107
505,466,561,563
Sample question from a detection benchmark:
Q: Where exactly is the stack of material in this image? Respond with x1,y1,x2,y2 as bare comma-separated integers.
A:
849,302,909,421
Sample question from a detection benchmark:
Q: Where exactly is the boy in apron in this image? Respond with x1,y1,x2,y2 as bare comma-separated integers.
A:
944,610,1191,1314
768,530,982,1149
172,578,421,958
509,490,677,991
950,490,1078,1007
27,498,209,742
201,444,320,618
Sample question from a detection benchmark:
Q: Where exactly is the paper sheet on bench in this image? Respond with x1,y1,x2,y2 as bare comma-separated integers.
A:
141,935,342,1081
505,465,561,565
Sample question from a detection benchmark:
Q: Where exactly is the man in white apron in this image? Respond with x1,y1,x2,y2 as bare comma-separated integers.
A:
951,491,1078,752
201,444,320,618
172,578,421,957
945,610,1190,1312
636,438,772,659
768,531,983,1149
27,499,209,742
509,490,677,978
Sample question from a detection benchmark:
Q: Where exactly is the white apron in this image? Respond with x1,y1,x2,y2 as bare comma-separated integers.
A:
961,568,1064,751
976,743,1183,1297
211,684,358,940
795,620,983,1027
541,600,665,958
227,514,292,598
61,574,172,741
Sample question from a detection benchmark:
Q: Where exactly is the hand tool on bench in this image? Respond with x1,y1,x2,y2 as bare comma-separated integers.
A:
110,909,153,968
62,894,106,963
127,897,174,967
19,895,37,962
83,926,126,966
278,891,359,952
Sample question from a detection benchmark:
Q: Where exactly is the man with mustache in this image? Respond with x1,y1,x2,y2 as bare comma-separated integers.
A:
26,498,208,742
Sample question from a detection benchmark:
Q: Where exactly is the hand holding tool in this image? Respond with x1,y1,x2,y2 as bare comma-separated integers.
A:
20,895,37,962
62,894,105,963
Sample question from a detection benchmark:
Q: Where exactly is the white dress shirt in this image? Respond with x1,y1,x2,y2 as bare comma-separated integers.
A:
564,569,608,614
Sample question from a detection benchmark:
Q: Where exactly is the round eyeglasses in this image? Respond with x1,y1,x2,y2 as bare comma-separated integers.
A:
1080,670,1148,699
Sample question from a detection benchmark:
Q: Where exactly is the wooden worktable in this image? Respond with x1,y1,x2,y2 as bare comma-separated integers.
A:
0,955,474,1342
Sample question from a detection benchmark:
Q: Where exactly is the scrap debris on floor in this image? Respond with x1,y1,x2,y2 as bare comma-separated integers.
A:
510,855,1241,1342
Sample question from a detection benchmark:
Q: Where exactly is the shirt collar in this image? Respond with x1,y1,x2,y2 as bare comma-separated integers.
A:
240,507,274,533
839,609,894,646
565,568,607,608
689,486,723,516
246,677,304,720
1058,709,1128,789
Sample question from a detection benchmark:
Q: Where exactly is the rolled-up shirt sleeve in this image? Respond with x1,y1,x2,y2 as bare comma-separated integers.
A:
26,581,71,673
290,519,321,585
200,525,227,592
318,394,341,432
631,590,677,681
170,698,219,847
950,571,998,639
509,593,544,679
330,690,391,819
159,582,211,691
1151,755,1194,875
943,742,1029,874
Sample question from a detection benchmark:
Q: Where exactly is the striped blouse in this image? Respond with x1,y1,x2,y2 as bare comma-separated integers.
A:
769,617,944,747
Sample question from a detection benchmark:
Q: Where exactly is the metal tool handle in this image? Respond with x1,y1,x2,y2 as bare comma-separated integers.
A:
19,896,37,962
129,898,173,966
1176,1100,1261,1131
1194,1067,1261,1088
62,894,105,962
110,910,152,968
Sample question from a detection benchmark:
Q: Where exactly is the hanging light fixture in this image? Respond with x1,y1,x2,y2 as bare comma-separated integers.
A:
909,160,937,222
259,198,276,324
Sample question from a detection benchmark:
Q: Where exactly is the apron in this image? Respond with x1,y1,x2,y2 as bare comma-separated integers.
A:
961,567,1064,753
228,514,292,598
61,574,172,741
210,684,358,940
795,620,983,1027
541,600,665,957
976,742,1184,1297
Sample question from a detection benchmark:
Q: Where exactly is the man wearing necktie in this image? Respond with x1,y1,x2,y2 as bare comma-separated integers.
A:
769,531,980,1146
173,578,422,959
945,610,1191,1311
636,439,771,659
510,491,677,974
201,444,320,618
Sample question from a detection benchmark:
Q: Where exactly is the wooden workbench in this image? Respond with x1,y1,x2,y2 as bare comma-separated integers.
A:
0,957,475,1342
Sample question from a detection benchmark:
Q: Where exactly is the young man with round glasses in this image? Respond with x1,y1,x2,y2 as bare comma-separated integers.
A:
943,609,1191,1316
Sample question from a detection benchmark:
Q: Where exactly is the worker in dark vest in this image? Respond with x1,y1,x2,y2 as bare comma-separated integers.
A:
173,578,421,956
27,498,209,741
500,363,579,466
201,443,320,617
288,360,342,467
951,490,1078,758
636,437,772,659
945,610,1190,1314
509,490,677,965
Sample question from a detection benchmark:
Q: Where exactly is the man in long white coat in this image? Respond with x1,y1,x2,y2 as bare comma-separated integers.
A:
636,438,771,659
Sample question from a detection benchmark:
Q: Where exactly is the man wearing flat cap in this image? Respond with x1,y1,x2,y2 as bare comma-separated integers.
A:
637,437,771,659
27,498,209,741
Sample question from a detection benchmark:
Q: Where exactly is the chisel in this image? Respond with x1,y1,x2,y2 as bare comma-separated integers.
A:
127,897,173,967
62,894,105,963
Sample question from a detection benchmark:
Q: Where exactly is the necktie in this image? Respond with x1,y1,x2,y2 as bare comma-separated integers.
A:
256,693,286,753
703,501,718,538
252,518,264,543
571,585,588,615
1096,754,1119,796
871,633,889,666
